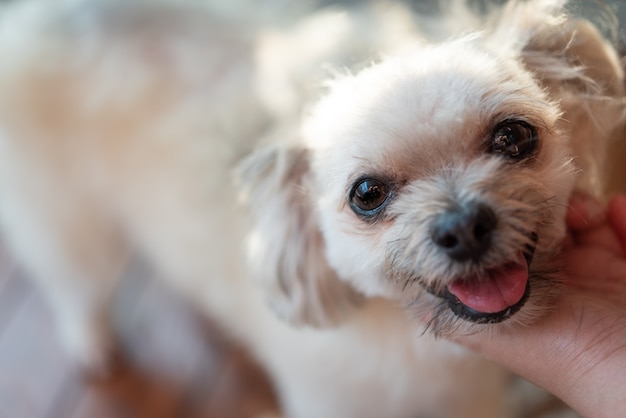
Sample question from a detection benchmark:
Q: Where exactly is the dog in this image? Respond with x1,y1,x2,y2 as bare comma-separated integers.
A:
0,0,623,417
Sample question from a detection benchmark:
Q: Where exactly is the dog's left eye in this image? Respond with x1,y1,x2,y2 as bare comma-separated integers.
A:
349,178,391,217
490,121,538,159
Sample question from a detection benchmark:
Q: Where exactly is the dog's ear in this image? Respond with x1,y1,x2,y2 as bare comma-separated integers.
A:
491,0,626,196
237,143,363,327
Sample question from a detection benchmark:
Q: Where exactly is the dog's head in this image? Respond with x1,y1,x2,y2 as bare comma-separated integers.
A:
239,0,624,334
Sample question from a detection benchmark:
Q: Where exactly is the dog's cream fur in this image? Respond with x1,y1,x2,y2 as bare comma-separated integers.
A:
0,0,623,417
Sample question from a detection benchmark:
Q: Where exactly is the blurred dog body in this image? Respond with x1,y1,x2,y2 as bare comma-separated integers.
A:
0,0,623,417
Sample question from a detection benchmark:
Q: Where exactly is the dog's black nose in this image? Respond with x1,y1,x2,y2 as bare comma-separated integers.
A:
431,203,497,262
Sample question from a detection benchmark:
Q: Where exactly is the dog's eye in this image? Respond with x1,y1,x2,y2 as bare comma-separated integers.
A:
349,178,391,217
490,121,538,159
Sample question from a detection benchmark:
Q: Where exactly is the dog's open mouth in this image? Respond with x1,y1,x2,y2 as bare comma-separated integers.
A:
432,234,537,324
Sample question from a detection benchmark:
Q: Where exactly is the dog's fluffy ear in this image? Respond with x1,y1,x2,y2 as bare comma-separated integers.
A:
491,0,626,197
237,143,363,327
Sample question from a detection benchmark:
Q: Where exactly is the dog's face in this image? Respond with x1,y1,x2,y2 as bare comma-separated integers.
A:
240,0,621,334
303,39,574,333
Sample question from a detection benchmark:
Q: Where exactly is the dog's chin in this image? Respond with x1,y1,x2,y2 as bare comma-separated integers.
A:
429,234,538,325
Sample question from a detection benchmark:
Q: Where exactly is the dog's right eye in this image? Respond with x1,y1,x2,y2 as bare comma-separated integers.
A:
349,178,391,217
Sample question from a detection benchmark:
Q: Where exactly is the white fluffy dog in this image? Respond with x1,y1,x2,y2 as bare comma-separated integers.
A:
0,0,623,417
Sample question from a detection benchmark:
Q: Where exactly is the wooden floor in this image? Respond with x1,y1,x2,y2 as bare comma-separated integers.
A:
0,238,279,418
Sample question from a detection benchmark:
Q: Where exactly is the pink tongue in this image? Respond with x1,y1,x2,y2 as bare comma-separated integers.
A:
446,256,528,314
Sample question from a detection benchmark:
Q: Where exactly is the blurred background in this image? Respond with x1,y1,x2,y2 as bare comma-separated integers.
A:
0,1,623,418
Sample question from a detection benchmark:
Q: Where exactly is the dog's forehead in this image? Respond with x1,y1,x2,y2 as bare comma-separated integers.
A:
306,41,553,181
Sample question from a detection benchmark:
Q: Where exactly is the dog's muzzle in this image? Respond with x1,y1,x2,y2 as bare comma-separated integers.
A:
429,202,538,323
437,238,536,324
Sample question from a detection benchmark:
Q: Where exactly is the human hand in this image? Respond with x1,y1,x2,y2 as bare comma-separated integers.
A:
563,194,626,298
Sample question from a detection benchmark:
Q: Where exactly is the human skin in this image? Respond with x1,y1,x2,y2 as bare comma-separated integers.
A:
453,194,626,417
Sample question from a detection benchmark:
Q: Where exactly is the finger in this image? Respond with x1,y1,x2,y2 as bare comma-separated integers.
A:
608,194,626,254
566,192,606,231
574,223,623,255
564,246,620,287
